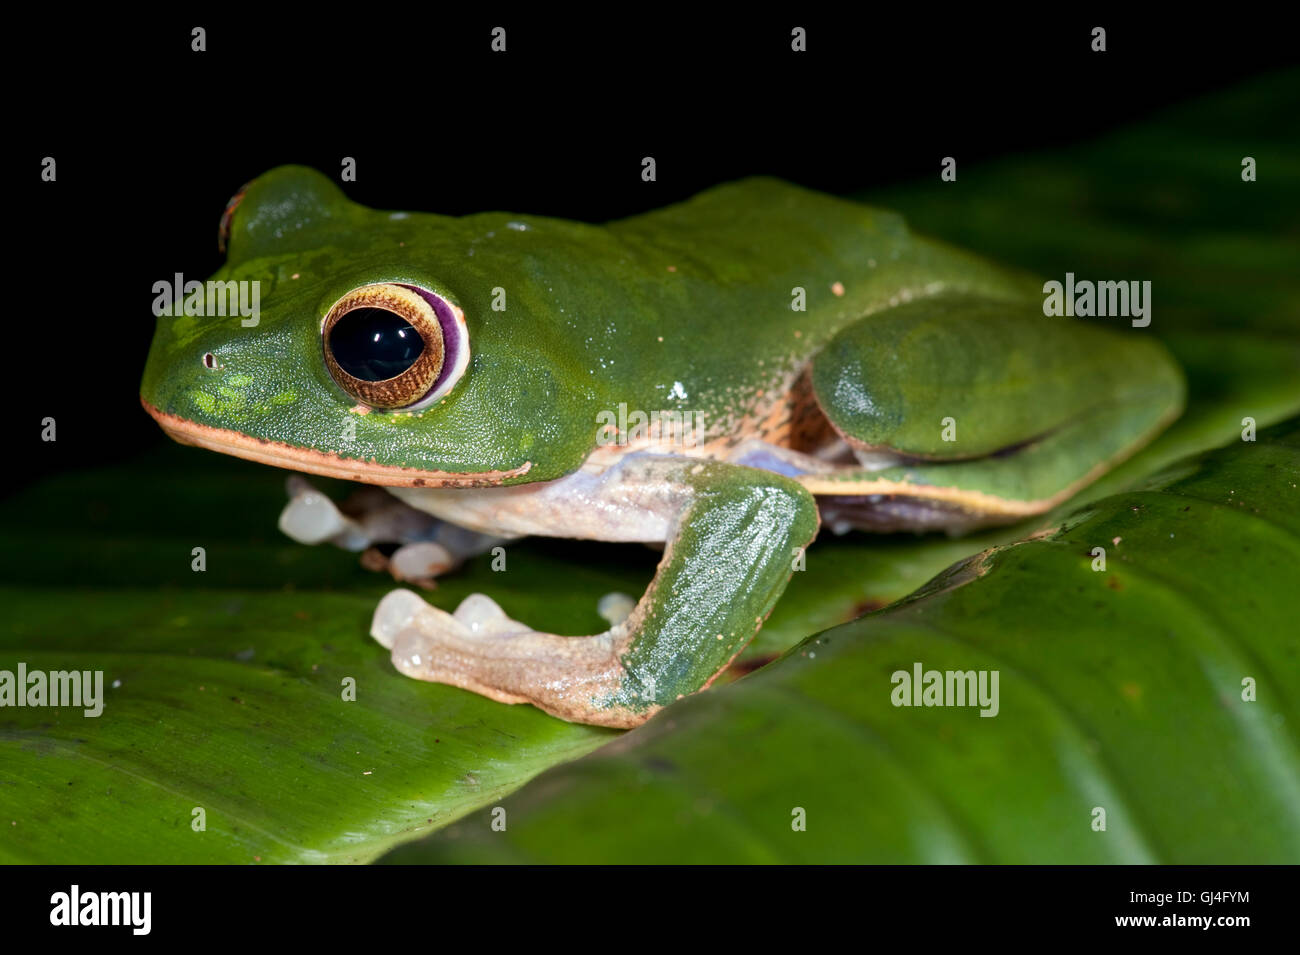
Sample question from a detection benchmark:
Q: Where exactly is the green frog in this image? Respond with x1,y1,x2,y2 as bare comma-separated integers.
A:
141,166,1183,727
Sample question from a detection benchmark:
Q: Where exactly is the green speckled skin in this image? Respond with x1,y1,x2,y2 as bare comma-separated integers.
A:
140,167,1186,725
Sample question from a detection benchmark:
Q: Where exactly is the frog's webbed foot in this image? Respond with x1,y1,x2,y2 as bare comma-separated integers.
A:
371,588,638,716
372,589,635,717
367,454,820,728
278,476,508,587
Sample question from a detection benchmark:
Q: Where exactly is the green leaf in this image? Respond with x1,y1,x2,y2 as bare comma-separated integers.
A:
382,419,1300,863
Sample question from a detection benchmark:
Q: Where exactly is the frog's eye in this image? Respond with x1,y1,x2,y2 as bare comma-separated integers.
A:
321,283,469,411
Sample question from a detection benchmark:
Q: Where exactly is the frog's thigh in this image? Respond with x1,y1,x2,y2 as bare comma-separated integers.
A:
802,295,1184,531
371,454,819,728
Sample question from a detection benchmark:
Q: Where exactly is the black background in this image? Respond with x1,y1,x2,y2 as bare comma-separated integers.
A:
13,12,1297,491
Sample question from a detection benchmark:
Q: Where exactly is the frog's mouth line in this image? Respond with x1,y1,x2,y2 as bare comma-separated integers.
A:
140,398,531,488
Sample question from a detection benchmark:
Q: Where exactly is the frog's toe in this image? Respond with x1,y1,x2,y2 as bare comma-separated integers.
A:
384,541,456,587
372,591,528,648
370,589,430,650
596,592,636,627
279,476,369,548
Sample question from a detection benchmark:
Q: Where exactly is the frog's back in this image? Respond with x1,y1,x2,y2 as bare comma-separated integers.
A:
586,178,1032,450
611,177,912,308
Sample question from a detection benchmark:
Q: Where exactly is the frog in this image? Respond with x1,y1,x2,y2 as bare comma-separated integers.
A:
140,166,1185,728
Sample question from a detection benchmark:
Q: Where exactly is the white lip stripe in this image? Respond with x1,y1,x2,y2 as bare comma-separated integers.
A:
141,397,531,488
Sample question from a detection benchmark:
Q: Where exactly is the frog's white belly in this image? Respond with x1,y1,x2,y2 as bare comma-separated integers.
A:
389,453,682,542
389,436,901,542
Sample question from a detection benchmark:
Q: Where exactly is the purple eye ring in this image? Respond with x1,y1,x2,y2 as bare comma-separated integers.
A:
393,284,470,411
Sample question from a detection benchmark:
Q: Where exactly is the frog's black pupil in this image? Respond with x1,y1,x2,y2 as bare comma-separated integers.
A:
329,308,425,381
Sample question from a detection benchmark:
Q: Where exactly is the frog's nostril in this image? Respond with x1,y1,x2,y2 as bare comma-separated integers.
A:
202,352,217,370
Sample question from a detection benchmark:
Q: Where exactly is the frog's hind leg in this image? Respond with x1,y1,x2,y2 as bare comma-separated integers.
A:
785,294,1184,533
723,439,988,534
368,453,818,728
278,476,511,587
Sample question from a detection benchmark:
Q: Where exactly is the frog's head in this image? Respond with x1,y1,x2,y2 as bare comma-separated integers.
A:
141,166,603,486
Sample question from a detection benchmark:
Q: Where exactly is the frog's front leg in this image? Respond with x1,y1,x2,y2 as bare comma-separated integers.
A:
370,455,819,727
278,476,511,586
